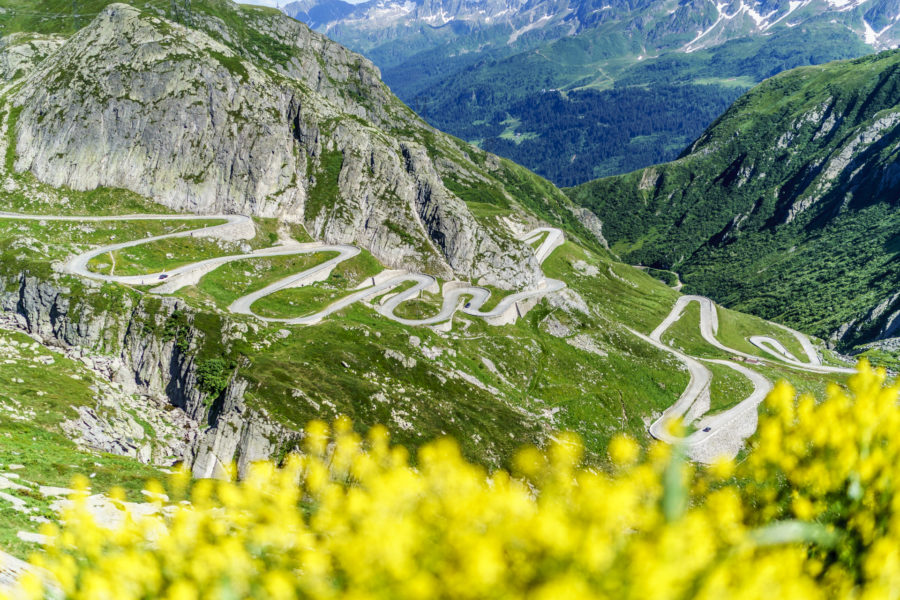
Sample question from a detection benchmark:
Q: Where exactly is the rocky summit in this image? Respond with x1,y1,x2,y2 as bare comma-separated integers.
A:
6,2,604,289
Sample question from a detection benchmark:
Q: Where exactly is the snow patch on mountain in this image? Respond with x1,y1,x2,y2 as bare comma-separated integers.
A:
508,13,554,44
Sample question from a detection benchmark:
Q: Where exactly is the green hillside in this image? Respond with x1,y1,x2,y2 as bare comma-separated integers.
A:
567,50,900,353
0,0,850,490
404,22,872,186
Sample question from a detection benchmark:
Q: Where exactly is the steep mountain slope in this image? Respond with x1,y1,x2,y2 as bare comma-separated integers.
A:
567,50,900,353
450,23,871,185
2,0,605,290
288,0,900,53
283,0,885,185
0,0,677,472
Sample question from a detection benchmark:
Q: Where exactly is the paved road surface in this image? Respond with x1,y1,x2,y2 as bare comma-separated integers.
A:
644,295,854,462
1,213,566,329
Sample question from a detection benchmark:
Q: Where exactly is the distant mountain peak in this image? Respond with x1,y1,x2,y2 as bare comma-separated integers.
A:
284,0,900,51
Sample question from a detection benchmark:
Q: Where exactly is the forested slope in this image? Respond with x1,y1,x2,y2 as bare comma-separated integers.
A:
567,50,900,352
284,0,879,185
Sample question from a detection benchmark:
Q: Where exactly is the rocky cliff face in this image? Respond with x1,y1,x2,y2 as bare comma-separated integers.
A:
834,293,900,351
0,272,289,478
0,33,65,82
4,2,576,288
188,378,301,479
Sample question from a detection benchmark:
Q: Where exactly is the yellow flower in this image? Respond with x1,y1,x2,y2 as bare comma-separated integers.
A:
9,362,898,600
164,580,198,600
608,434,640,467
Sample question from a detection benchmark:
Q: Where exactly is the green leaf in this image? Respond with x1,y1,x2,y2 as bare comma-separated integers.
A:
748,520,840,548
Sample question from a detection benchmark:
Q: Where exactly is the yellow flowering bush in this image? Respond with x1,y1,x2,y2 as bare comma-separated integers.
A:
4,361,898,600
741,363,900,597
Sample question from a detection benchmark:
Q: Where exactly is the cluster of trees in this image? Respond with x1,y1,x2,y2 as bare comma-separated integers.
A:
414,82,744,186
483,85,745,186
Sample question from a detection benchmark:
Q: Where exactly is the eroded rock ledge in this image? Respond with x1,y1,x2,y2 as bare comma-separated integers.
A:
0,273,293,479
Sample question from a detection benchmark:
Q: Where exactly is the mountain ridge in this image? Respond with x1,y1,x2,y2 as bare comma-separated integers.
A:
567,49,900,354
281,0,891,185
287,0,900,51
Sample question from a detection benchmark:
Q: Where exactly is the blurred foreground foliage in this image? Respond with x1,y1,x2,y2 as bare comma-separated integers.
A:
6,361,899,600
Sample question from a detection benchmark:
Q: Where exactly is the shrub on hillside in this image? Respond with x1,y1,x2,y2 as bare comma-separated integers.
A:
6,362,898,599
194,358,233,399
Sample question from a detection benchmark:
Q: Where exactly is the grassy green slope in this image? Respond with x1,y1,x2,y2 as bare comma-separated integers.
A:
567,50,900,350
0,328,168,558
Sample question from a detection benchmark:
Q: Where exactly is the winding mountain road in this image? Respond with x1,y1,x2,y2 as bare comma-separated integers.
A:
1,212,852,462
1,212,566,329
644,295,854,462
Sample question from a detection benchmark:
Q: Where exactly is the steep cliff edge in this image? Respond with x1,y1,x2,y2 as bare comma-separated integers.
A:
4,2,602,289
0,271,296,478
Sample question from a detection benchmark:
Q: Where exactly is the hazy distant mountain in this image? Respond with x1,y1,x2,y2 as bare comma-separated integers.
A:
282,0,893,186
285,0,900,54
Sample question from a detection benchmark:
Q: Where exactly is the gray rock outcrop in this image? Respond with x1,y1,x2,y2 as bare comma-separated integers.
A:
7,3,547,288
833,291,900,350
0,272,293,479
0,33,65,82
188,379,301,479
